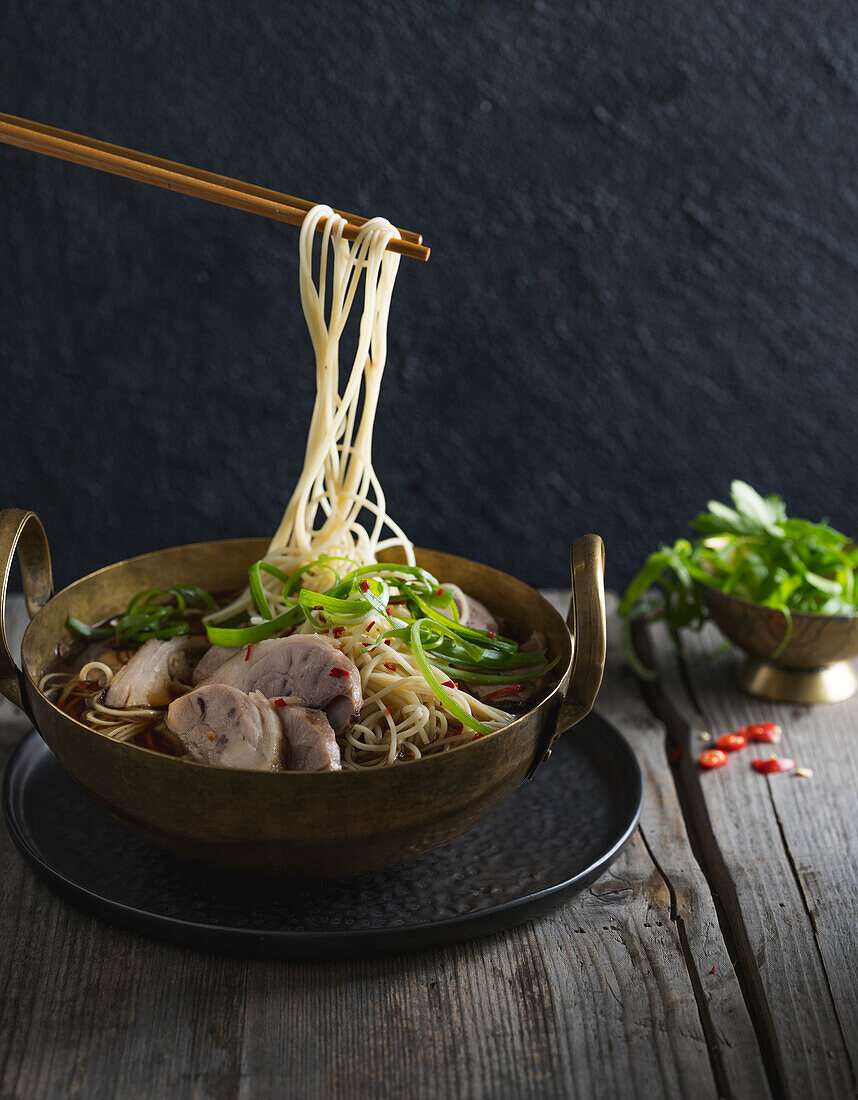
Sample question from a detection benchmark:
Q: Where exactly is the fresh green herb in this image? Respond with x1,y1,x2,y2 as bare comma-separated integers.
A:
620,480,858,676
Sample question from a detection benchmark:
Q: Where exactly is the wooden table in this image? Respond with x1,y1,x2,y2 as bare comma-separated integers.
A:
1,592,856,1099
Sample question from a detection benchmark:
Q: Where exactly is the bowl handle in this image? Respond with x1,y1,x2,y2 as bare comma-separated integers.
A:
0,510,53,713
530,534,606,774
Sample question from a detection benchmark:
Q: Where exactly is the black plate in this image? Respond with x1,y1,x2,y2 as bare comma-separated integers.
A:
3,713,642,958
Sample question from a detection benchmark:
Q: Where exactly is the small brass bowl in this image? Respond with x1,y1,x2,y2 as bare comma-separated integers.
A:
0,509,607,878
700,584,858,704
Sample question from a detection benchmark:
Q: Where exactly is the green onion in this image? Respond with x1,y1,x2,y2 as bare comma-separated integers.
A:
327,562,440,600
70,583,216,645
66,616,113,641
407,592,518,652
297,588,374,621
169,584,216,611
432,655,559,684
249,562,274,620
282,556,352,597
409,620,493,736
205,606,303,646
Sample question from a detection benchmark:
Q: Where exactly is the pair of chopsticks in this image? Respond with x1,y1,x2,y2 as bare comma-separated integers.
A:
0,112,429,262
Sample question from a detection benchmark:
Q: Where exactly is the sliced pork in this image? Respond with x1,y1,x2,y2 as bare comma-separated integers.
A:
467,680,538,707
166,684,342,772
166,685,282,770
72,638,127,675
104,636,207,708
443,586,499,635
195,635,361,734
277,703,341,772
192,643,241,685
467,634,549,709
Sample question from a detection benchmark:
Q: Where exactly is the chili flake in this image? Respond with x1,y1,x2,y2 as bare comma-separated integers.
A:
244,644,253,662
329,668,350,679
384,661,397,672
479,684,522,702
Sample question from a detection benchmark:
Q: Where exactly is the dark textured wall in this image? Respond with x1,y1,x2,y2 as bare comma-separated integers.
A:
3,1,857,591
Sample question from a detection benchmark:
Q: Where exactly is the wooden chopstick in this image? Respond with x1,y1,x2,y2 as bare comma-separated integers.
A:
0,112,430,262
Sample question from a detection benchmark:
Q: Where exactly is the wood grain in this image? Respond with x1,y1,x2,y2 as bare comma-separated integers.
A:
0,594,854,1097
642,618,858,1098
589,600,769,1100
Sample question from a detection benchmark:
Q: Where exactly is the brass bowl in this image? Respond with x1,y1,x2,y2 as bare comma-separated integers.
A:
0,509,607,878
700,584,858,704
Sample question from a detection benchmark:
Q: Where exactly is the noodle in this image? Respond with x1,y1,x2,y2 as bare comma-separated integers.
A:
209,207,514,767
47,206,536,768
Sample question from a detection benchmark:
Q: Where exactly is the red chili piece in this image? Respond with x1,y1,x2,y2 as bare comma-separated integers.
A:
441,680,457,689
332,626,344,639
436,588,444,596
273,698,288,708
699,749,728,770
709,966,716,975
366,620,375,631
244,644,253,662
716,732,747,753
752,756,796,774
668,743,684,766
479,684,523,702
329,667,350,679
386,705,394,715
743,722,782,744
487,630,496,639
384,661,397,671
360,580,370,592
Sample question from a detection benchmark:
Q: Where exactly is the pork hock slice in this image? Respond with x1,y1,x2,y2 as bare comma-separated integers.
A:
195,635,361,734
104,636,207,708
166,684,282,769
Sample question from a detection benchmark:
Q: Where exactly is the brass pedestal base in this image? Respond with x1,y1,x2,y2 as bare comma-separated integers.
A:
738,657,858,705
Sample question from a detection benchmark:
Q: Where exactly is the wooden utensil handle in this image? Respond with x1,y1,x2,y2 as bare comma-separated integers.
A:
553,534,607,742
0,510,53,714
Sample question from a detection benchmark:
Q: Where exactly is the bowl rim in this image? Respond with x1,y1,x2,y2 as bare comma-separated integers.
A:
697,580,858,624
23,536,573,778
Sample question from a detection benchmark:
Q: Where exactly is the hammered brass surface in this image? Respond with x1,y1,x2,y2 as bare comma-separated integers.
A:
702,584,858,704
0,514,607,877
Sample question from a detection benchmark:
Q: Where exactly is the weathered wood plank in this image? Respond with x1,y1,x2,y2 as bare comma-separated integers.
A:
0,594,728,1099
573,594,770,1100
644,618,858,1098
235,833,716,1100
